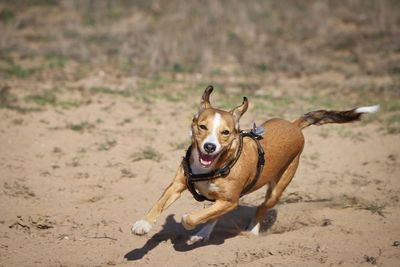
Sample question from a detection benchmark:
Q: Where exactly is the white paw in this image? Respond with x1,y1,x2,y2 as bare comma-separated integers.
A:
187,220,217,245
131,219,152,235
181,214,195,230
246,221,260,236
187,235,205,245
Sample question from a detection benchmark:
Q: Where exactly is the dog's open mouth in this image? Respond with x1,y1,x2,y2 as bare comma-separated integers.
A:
198,150,218,167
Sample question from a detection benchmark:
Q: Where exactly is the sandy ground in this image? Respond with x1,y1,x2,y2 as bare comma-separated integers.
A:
1,1,400,266
1,84,399,266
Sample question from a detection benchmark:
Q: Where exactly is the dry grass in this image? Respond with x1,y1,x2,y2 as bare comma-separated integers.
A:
130,146,163,162
0,0,399,77
0,0,399,131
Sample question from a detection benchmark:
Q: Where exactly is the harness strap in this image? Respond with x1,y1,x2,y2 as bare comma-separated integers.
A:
183,135,244,202
239,133,265,197
183,131,265,202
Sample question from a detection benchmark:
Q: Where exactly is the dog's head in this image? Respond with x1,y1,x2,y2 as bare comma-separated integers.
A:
191,85,248,168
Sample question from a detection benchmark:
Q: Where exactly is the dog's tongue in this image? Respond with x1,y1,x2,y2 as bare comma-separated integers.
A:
200,153,215,167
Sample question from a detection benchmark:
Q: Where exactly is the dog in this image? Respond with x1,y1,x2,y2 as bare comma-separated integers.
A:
131,85,379,244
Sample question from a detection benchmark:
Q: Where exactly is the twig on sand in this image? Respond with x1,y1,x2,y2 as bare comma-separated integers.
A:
84,234,117,241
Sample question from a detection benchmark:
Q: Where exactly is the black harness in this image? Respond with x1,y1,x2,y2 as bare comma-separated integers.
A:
182,130,265,202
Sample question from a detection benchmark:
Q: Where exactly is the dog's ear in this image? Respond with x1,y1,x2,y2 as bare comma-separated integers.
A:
199,85,213,111
230,97,248,124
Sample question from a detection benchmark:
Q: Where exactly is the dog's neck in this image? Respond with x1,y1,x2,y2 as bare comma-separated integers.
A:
189,137,240,175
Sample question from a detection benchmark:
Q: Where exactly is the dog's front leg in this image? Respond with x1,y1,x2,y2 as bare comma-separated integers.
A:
182,199,238,230
132,166,187,235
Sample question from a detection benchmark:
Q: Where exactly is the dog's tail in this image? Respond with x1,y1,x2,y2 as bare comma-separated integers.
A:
293,105,379,129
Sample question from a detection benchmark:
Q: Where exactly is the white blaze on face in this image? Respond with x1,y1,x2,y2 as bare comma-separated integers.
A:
201,112,221,155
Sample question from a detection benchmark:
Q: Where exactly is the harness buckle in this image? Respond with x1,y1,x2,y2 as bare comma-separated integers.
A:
251,123,265,139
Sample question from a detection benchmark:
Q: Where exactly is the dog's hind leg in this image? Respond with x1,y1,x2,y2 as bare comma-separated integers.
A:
187,220,218,245
247,154,301,235
246,180,275,235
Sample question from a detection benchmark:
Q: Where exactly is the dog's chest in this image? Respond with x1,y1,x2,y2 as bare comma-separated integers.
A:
190,152,220,199
194,181,219,199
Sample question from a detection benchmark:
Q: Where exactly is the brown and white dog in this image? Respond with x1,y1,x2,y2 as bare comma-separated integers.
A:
132,86,379,244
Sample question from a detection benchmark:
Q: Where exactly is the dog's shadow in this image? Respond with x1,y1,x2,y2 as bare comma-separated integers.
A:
124,206,278,261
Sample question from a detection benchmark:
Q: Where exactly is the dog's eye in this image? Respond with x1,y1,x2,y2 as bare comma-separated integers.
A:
222,130,230,136
199,124,207,131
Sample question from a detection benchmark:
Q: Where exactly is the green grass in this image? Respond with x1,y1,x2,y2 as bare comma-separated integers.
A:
386,114,400,134
130,146,162,162
138,76,164,91
0,87,42,113
340,195,386,217
25,91,57,106
210,68,222,76
83,16,96,27
90,86,115,94
302,95,337,110
255,63,269,72
362,203,386,217
66,121,95,132
69,148,86,167
336,127,367,142
386,100,400,112
159,92,184,102
24,90,90,110
63,29,81,39
171,62,193,73
45,54,67,69
6,106,42,113
169,141,189,151
59,99,90,109
0,87,17,108
90,86,133,97
146,89,190,103
0,8,15,24
117,117,132,126
27,0,58,6
1,62,36,78
97,138,117,151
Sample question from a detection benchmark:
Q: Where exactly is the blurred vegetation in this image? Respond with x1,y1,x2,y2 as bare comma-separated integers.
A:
0,0,399,77
0,0,399,132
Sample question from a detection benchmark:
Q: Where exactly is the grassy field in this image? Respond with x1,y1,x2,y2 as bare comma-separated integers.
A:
0,0,399,129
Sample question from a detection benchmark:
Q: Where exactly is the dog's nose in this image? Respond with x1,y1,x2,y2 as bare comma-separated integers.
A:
203,143,216,153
